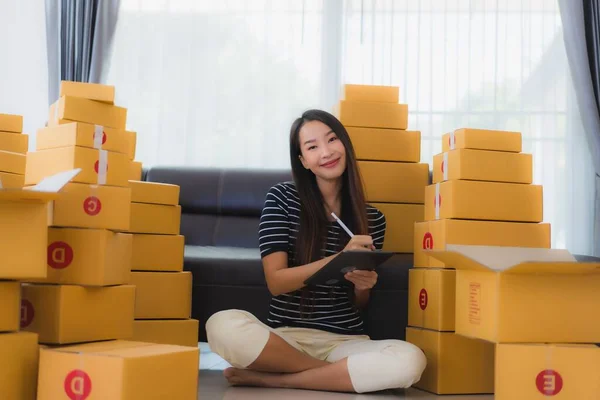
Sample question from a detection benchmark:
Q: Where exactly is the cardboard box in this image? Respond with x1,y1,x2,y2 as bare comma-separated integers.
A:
36,122,130,154
339,101,408,130
348,128,420,162
406,327,495,395
26,146,130,187
428,244,600,343
0,113,23,133
0,332,39,400
130,272,192,319
0,171,24,188
371,203,423,252
433,149,532,184
26,228,132,286
132,319,199,347
343,84,399,103
49,96,127,130
0,170,80,280
414,219,551,268
408,269,455,331
424,181,543,222
50,182,131,231
129,203,181,235
0,150,25,175
359,161,429,203
126,130,136,160
130,160,142,180
130,180,180,206
38,340,199,400
0,131,28,153
0,281,20,331
496,343,600,400
442,128,522,153
60,80,115,104
20,284,135,344
132,234,184,272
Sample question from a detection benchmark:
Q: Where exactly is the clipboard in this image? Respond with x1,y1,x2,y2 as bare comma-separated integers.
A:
303,250,395,287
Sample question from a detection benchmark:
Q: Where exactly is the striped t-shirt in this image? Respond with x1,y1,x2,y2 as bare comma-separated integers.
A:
258,181,386,335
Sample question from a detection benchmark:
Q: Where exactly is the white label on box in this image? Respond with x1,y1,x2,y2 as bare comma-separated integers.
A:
97,150,108,185
450,130,456,150
435,183,440,220
93,125,104,149
443,152,448,181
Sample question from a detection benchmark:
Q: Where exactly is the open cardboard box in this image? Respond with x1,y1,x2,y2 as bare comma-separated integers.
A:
427,244,600,343
0,169,80,279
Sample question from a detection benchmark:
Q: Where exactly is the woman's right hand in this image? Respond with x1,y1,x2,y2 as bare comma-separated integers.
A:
343,235,375,251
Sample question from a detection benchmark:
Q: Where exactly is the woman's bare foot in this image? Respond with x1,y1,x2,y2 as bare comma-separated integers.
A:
224,367,283,388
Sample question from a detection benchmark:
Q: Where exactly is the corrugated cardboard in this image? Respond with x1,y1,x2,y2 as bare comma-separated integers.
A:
428,244,600,343
0,281,20,331
339,101,408,129
49,96,127,130
348,128,420,162
359,161,429,203
433,149,532,184
50,182,131,231
126,130,136,160
59,80,115,104
26,146,130,187
130,272,192,319
129,203,181,235
130,180,180,205
132,319,199,347
26,228,132,286
371,203,423,253
0,171,24,188
343,84,399,103
424,181,543,222
36,122,130,154
0,150,25,175
130,161,142,180
0,332,39,400
0,131,28,153
37,340,199,400
0,113,23,133
20,284,135,344
414,219,551,268
442,128,522,153
132,234,184,272
408,269,455,331
496,343,600,400
406,327,495,395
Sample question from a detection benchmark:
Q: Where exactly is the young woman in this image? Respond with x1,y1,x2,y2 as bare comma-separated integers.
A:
206,110,426,394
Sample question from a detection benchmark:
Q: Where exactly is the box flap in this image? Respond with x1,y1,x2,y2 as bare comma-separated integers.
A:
426,244,600,274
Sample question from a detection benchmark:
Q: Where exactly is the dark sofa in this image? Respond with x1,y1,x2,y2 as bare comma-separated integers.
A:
144,166,414,342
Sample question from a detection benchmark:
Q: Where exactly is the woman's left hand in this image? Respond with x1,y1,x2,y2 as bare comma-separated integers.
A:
344,270,378,291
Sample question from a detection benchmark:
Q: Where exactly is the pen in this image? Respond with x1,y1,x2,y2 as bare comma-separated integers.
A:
331,212,355,238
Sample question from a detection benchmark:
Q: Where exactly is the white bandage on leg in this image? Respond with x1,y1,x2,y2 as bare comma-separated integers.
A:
328,339,427,393
205,309,271,368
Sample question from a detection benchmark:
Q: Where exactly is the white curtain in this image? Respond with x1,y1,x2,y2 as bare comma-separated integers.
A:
0,0,48,150
107,0,594,254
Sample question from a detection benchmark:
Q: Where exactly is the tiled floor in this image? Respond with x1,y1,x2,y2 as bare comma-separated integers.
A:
198,343,494,400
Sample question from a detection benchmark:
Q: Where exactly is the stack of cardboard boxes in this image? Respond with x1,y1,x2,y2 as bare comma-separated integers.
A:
15,81,198,398
406,128,552,394
127,180,198,347
338,84,428,252
0,113,27,188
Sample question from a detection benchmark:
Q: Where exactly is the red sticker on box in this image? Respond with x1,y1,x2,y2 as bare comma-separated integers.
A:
48,241,73,269
94,160,108,173
441,161,445,173
20,299,34,328
422,232,433,250
64,369,92,400
419,289,428,310
536,370,563,396
83,197,101,216
434,194,442,207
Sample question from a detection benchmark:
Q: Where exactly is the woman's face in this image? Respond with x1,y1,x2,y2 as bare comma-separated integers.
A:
298,120,347,181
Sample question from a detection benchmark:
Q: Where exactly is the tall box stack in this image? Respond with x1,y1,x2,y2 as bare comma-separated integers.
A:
22,81,199,398
406,128,552,395
0,113,27,188
127,180,199,348
338,84,428,253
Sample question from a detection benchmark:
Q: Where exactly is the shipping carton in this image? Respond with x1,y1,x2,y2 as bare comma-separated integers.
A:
132,234,184,272
0,131,28,153
348,128,420,162
428,244,600,343
130,272,192,319
0,171,24,188
49,96,127,129
36,122,130,154
130,161,142,180
339,101,408,129
343,84,399,103
0,149,25,175
0,281,20,331
371,203,423,253
132,319,199,347
130,180,180,206
408,269,455,331
0,332,39,400
0,113,23,133
359,161,429,204
37,340,199,400
442,128,522,153
126,130,136,160
59,80,115,104
129,203,181,235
